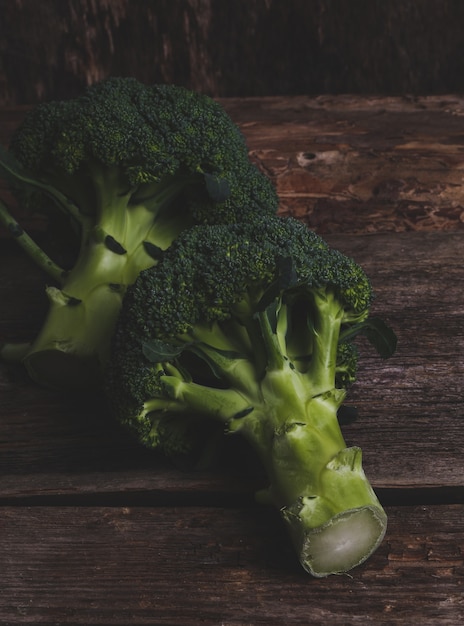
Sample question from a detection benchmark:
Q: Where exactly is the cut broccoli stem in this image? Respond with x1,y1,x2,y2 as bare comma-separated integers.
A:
281,445,387,578
21,238,138,389
175,301,388,577
250,293,387,577
231,378,387,578
158,356,387,577
20,231,129,388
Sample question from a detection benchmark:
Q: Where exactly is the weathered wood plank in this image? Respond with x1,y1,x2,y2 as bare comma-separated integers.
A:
221,95,464,234
328,232,464,488
0,505,462,625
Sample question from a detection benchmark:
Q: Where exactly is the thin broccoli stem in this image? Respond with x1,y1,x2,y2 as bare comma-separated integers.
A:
0,199,66,283
193,343,263,402
306,289,344,397
160,375,253,422
0,145,84,226
274,300,289,358
255,308,287,371
185,320,263,402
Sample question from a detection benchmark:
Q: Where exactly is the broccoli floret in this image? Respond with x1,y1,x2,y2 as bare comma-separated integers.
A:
106,215,396,577
0,77,278,389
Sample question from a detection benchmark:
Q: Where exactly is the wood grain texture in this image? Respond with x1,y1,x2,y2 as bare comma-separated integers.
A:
220,95,464,234
328,232,464,488
0,505,463,625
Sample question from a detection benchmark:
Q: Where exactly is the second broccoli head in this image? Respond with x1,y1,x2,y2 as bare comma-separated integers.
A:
0,77,278,388
106,214,396,577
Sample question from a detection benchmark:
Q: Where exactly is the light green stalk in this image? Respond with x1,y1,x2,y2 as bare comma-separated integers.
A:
155,297,387,576
0,160,195,389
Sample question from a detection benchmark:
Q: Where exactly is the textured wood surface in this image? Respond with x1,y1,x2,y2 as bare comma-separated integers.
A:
0,505,463,625
220,94,464,234
1,99,464,624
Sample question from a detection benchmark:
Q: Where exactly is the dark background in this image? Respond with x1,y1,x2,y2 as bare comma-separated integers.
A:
1,0,464,105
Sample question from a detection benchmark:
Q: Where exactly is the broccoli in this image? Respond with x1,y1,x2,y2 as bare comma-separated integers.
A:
106,215,396,577
0,77,278,389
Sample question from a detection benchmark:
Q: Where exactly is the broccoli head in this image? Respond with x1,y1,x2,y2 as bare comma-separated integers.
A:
0,77,278,388
106,215,397,577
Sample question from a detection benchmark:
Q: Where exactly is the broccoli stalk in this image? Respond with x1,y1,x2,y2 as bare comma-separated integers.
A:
142,299,387,577
0,78,278,389
106,216,396,576
0,155,200,388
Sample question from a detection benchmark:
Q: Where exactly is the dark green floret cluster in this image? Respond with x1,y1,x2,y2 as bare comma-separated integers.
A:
9,77,278,224
0,77,278,389
108,216,373,435
106,215,396,577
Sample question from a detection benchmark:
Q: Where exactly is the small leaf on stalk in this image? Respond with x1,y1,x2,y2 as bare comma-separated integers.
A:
232,406,254,420
204,173,230,203
257,257,298,312
341,317,397,359
143,241,164,260
142,339,187,363
105,235,127,255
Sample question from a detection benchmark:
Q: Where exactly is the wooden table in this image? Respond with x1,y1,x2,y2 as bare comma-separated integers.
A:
1,97,463,624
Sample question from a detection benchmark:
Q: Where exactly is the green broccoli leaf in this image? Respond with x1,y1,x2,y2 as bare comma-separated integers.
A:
142,339,189,363
340,316,397,358
204,173,231,203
